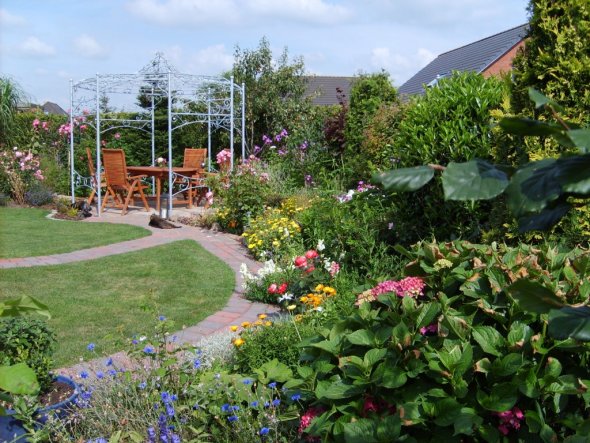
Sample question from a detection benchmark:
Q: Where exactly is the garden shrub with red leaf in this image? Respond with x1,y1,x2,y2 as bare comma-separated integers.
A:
285,240,590,442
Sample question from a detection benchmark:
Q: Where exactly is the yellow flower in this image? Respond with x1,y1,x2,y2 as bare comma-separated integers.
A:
315,284,325,292
233,338,245,347
258,314,267,320
241,321,251,328
230,325,238,332
287,305,297,311
254,320,263,326
300,296,308,303
264,321,273,327
294,314,303,322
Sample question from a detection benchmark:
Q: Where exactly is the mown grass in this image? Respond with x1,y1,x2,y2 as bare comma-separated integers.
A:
0,240,235,366
0,207,150,258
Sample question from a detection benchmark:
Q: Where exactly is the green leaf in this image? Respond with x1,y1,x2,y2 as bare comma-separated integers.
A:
506,279,564,314
517,201,572,232
476,383,518,412
472,326,504,357
0,295,51,319
374,362,407,389
311,338,341,356
491,353,523,377
347,329,376,347
500,117,564,137
568,128,590,153
434,398,462,426
376,415,401,441
342,419,378,443
364,348,387,368
442,160,509,201
506,159,559,217
454,408,483,436
374,166,435,192
416,302,440,329
548,306,590,341
316,381,366,400
0,363,39,395
528,88,555,109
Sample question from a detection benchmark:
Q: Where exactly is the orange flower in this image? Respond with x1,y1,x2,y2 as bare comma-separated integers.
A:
241,321,251,328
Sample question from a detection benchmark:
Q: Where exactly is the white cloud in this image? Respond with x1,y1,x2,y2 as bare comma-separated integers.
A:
126,0,240,26
246,0,352,25
0,9,26,26
370,47,436,85
74,34,108,58
187,44,234,75
19,36,56,57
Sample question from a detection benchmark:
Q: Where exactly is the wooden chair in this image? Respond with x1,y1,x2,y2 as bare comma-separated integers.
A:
179,148,208,206
85,148,109,205
100,149,150,215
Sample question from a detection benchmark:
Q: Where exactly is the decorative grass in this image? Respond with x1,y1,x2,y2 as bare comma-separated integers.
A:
0,240,236,366
0,207,151,258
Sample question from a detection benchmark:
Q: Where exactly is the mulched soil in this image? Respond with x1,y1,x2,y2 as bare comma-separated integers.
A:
39,380,76,408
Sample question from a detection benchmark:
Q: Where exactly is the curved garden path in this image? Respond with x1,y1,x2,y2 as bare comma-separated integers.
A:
0,210,279,376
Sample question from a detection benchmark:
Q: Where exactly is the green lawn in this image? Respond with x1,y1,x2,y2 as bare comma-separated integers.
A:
0,207,151,258
0,240,235,366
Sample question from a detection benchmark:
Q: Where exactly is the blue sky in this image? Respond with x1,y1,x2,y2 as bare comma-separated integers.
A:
1,0,529,109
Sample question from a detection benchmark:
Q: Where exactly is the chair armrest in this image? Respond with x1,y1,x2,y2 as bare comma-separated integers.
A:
129,174,148,180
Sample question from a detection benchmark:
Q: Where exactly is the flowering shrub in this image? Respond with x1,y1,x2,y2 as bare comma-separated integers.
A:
48,315,302,442
211,155,272,233
242,200,304,260
285,240,590,441
0,147,45,204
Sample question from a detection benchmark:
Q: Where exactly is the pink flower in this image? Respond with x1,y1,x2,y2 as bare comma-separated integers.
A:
420,323,438,336
294,256,308,268
371,276,425,298
32,119,40,128
495,406,524,435
329,262,340,277
80,124,87,131
42,121,49,131
305,250,319,260
298,406,324,436
268,284,278,294
114,133,121,139
14,151,23,158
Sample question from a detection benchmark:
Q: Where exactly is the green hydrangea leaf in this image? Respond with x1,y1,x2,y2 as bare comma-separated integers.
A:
374,166,435,192
442,160,509,201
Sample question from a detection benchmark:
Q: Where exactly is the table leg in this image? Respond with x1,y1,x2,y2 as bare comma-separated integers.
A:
156,177,161,213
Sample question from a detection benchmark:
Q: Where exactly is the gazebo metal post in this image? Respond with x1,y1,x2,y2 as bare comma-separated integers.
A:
241,82,246,160
167,71,173,218
95,74,102,216
69,79,75,203
150,86,156,193
230,75,235,170
207,88,212,172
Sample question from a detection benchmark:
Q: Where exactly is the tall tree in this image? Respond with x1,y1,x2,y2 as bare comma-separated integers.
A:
511,0,590,123
232,37,311,150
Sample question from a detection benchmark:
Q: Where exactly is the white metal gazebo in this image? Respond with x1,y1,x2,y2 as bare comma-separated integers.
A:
69,53,245,217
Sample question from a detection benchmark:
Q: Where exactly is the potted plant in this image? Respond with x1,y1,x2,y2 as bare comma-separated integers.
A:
0,316,78,442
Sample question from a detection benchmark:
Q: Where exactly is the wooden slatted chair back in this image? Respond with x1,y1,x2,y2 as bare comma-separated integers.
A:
102,149,129,189
183,148,207,173
86,148,97,178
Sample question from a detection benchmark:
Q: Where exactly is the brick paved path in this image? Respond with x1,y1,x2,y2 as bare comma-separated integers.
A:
0,210,279,377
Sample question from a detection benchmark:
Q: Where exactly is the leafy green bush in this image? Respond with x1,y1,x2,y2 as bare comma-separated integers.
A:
288,240,590,442
0,317,56,392
234,318,317,373
296,187,400,278
383,71,510,244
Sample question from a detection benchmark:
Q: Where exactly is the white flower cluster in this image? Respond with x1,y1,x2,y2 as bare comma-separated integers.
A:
239,260,282,289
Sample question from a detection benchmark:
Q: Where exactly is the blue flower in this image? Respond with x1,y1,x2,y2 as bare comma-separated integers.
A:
250,401,259,407
159,315,166,321
161,392,171,403
171,434,180,443
143,345,155,354
272,399,281,407
260,427,270,436
147,427,156,443
79,370,89,379
221,403,230,413
227,415,238,422
193,403,200,410
105,358,113,366
166,403,175,417
268,382,277,389
291,393,301,401
231,405,240,412
132,339,138,345
193,359,201,369
108,369,117,377
87,343,95,352
264,401,270,408
138,382,147,390
242,378,252,385
96,371,104,380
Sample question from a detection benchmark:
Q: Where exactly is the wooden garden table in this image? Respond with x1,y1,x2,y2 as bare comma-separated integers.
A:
126,166,199,212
